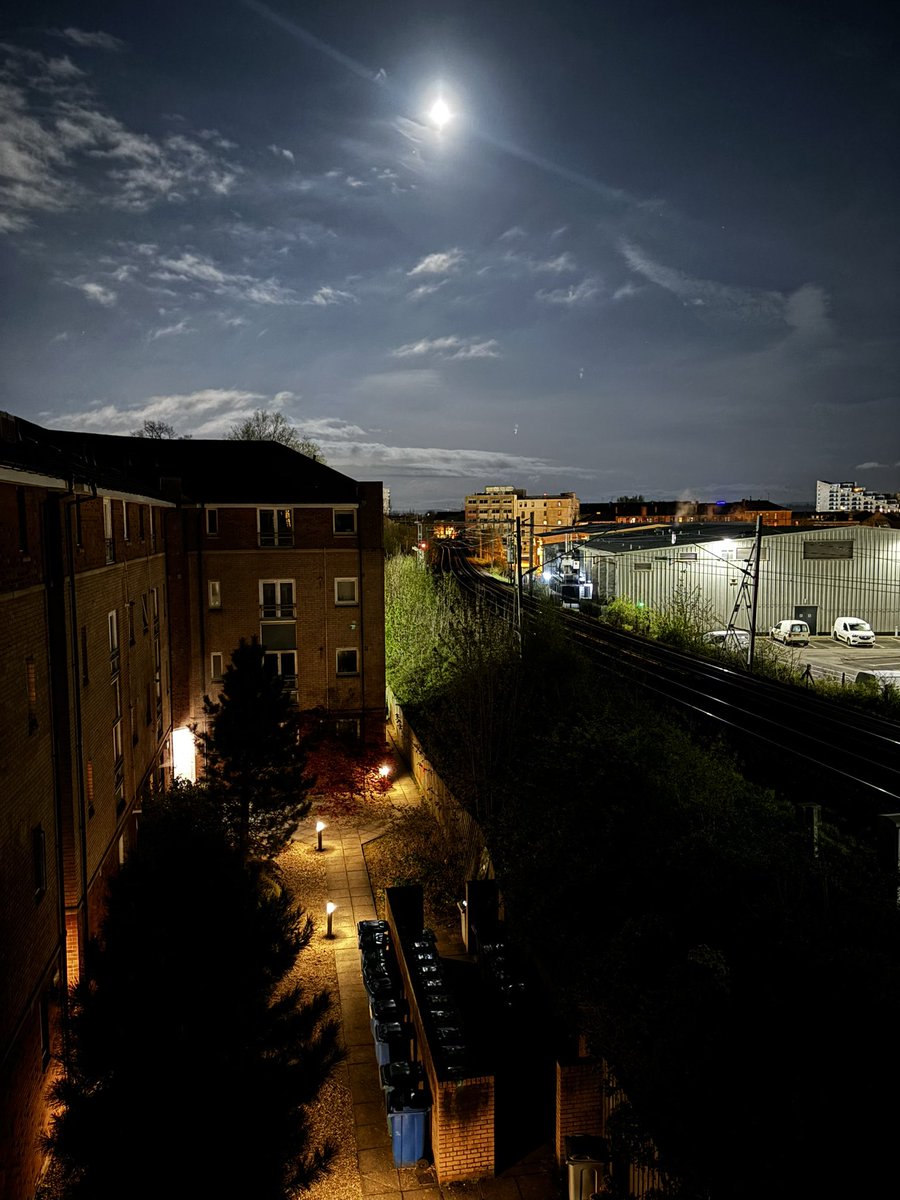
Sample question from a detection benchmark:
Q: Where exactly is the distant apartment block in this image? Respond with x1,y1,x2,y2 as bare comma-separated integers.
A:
464,485,580,535
815,479,900,514
0,413,385,1200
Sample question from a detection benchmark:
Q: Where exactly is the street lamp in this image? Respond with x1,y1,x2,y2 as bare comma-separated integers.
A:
325,901,336,938
315,820,326,852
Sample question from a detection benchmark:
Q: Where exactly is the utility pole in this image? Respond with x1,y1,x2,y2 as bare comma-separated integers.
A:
747,515,763,669
515,515,524,637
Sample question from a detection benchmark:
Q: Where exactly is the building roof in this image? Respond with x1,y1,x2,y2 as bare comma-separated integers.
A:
1,413,373,505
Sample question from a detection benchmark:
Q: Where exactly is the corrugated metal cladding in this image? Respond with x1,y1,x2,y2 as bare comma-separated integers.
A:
582,526,900,634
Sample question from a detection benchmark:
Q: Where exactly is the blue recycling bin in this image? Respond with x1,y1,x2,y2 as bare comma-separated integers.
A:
386,1090,430,1166
373,1021,407,1067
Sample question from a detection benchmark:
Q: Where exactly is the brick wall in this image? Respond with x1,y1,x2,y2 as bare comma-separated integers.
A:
555,1057,604,1162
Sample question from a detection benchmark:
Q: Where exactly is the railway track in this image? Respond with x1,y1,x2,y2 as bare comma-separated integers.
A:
439,543,900,812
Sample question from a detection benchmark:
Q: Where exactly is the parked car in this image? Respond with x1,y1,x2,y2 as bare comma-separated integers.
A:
770,619,810,646
832,617,875,647
703,629,751,650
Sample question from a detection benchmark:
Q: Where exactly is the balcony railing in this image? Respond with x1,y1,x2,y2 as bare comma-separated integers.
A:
258,532,294,548
260,604,296,619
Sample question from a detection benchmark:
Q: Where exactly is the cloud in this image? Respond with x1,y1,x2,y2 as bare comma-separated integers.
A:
148,319,191,340
612,281,639,301
406,280,448,302
53,28,127,52
620,240,785,326
856,461,900,470
784,284,832,339
268,143,294,162
43,388,274,437
304,285,357,306
74,281,116,305
154,252,298,304
391,336,501,360
499,226,527,241
407,249,464,276
320,440,591,480
536,279,600,305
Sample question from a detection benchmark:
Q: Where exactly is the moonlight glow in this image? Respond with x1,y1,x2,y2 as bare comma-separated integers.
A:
428,97,453,128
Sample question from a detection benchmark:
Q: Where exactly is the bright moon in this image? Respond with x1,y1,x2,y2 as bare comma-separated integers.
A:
429,98,453,128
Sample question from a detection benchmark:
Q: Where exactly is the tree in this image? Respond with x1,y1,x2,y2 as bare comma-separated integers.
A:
129,419,189,439
43,783,342,1200
195,638,314,860
300,710,393,817
227,409,325,462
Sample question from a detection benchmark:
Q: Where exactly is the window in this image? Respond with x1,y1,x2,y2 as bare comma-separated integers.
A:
260,580,295,617
633,562,652,573
149,506,157,552
26,656,37,733
206,508,219,535
803,540,854,560
128,601,135,645
333,508,357,535
118,834,126,866
208,580,222,609
33,825,47,898
151,588,159,632
145,682,153,726
265,650,297,691
258,507,293,547
74,501,83,549
122,500,130,542
103,497,115,563
211,652,224,681
108,610,119,674
336,648,359,676
138,505,145,540
86,760,95,818
141,594,149,634
334,577,358,605
677,553,698,562
81,627,89,685
112,678,123,766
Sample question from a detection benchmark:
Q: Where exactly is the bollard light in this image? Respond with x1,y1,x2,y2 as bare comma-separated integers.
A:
325,901,336,939
315,820,326,852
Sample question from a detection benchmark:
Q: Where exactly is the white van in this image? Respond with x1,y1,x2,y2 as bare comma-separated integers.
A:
855,670,900,690
770,620,810,646
832,617,875,647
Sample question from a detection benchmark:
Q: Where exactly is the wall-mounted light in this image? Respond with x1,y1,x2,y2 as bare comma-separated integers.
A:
325,901,336,938
316,820,326,852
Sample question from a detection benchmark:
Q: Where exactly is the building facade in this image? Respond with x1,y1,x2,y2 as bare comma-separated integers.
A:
572,524,900,635
0,414,385,1200
816,480,900,514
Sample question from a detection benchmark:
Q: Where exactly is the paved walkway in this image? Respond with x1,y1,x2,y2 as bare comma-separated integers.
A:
320,765,566,1199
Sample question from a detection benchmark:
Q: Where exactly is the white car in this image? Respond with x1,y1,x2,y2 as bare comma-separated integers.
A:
770,620,810,646
832,617,875,647
703,629,751,650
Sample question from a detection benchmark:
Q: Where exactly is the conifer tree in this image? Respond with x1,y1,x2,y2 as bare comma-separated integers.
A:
196,637,314,860
44,784,342,1200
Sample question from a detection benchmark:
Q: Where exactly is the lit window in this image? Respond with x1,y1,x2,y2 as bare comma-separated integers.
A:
258,508,293,547
333,508,356,535
334,577,358,605
336,648,359,676
208,580,222,609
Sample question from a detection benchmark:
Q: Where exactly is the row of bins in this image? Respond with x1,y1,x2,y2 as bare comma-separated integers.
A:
358,920,431,1166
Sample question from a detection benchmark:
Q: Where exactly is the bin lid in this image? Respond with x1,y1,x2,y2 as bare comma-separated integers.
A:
374,1021,406,1039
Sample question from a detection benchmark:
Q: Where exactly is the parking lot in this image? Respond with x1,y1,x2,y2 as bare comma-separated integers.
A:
768,633,900,685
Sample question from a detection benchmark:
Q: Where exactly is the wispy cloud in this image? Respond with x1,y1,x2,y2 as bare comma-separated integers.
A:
620,240,785,326
71,281,116,305
43,388,276,437
149,319,192,340
536,279,600,305
856,460,900,470
407,249,464,276
406,280,448,302
304,285,357,306
321,440,591,480
391,335,501,360
52,28,127,52
268,143,294,162
154,252,297,304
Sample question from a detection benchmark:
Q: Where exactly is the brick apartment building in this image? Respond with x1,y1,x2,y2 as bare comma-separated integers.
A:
0,413,385,1200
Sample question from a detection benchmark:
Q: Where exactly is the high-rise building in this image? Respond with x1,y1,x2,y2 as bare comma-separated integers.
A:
816,479,900,513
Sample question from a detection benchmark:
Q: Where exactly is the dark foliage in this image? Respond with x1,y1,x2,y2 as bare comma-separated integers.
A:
44,783,342,1200
195,637,315,859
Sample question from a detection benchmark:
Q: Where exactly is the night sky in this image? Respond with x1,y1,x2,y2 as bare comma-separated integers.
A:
1,1,897,508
